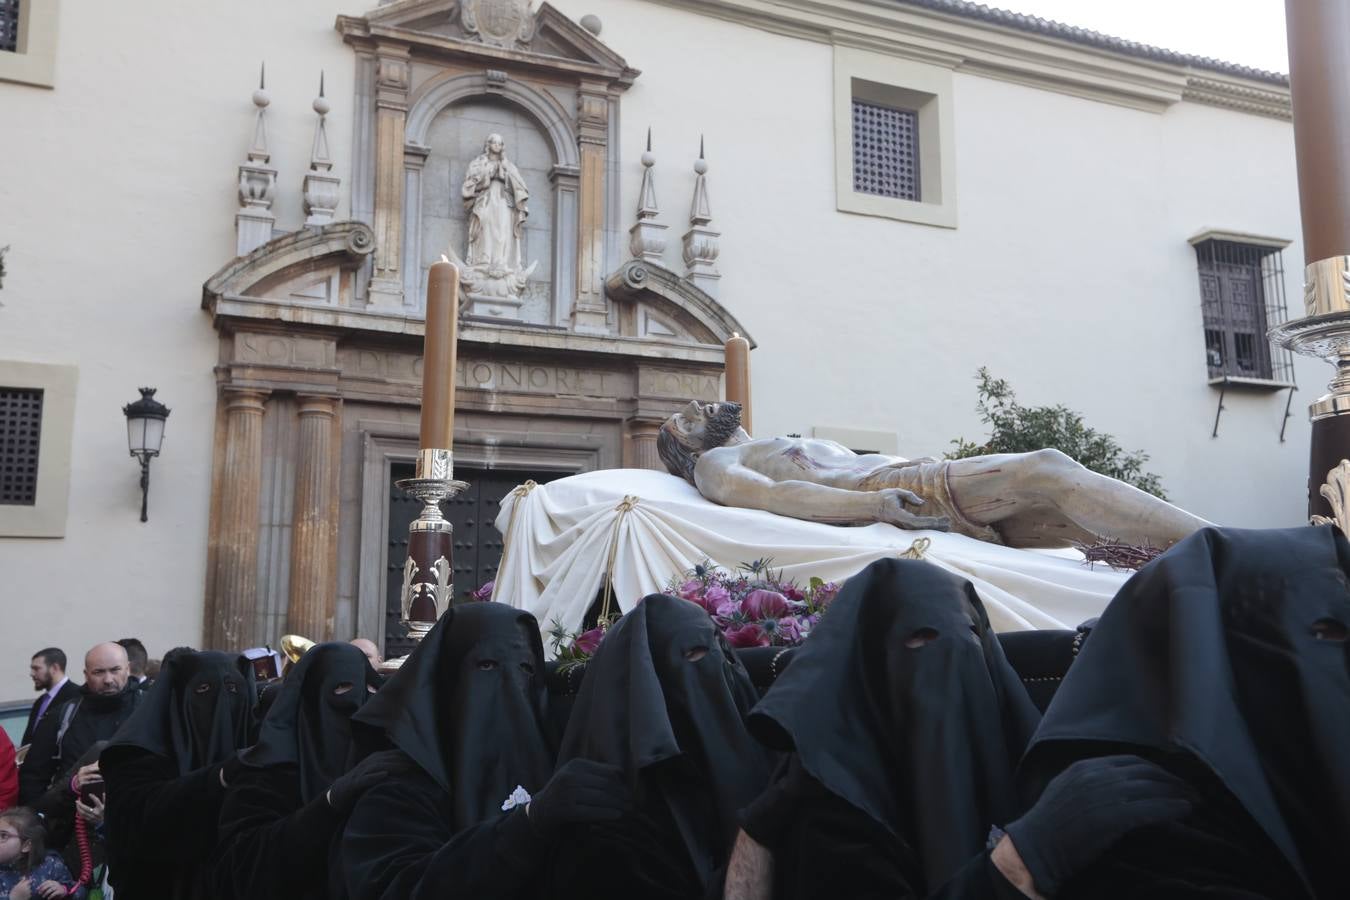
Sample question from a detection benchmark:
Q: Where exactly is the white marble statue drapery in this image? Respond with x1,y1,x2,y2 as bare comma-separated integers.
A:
461,133,529,275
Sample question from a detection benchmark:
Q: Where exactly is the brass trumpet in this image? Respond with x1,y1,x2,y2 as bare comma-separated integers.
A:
280,634,316,664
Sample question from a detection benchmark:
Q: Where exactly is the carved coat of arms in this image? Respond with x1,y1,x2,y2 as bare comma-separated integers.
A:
461,0,535,48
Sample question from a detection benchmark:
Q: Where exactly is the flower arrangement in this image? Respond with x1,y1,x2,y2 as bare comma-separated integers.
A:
540,559,840,667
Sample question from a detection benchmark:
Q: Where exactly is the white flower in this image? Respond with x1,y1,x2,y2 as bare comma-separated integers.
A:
500,785,532,812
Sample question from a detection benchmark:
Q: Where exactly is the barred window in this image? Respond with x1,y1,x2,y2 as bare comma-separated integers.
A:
0,387,43,505
0,0,19,54
1193,238,1294,384
852,99,920,201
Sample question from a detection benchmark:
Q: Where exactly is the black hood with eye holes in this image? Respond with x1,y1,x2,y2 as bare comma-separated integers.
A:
748,557,1040,892
351,602,555,831
557,593,773,884
103,651,256,776
1020,526,1350,900
240,642,381,802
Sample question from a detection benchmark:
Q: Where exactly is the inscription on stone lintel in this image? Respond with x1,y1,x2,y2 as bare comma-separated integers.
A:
638,368,720,402
336,348,627,397
235,333,335,368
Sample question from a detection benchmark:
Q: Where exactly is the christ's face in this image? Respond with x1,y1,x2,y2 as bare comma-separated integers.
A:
670,400,742,450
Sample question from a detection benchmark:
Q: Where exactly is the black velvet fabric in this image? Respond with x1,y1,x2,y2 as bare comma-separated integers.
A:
549,593,774,898
100,651,256,900
239,642,380,802
1019,526,1350,899
210,643,380,900
748,558,1040,897
341,602,556,900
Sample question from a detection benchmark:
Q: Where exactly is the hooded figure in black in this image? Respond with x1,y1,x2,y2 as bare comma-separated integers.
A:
549,593,775,900
1007,525,1350,899
100,650,256,900
210,642,390,900
341,602,630,900
735,557,1041,899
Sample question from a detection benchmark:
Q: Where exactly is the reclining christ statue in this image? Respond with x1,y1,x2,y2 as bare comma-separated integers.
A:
656,401,1213,549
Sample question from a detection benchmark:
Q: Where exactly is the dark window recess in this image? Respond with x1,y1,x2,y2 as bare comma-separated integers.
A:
0,0,19,54
384,465,562,658
1194,239,1295,383
0,387,43,505
852,99,919,201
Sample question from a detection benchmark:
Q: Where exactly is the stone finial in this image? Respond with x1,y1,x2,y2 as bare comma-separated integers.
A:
303,71,341,227
237,63,278,256
628,127,668,264
682,136,721,295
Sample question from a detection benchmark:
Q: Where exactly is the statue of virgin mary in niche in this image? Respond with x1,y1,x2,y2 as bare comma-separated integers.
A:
450,132,538,317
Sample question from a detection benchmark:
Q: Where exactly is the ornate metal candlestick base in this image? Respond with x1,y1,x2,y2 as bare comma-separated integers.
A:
381,449,468,672
1270,255,1350,523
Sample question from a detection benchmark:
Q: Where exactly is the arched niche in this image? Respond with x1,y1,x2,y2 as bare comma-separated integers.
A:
402,72,581,325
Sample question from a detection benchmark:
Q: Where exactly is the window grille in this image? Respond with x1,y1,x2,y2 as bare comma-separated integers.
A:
852,99,919,201
1193,239,1295,384
0,0,19,53
0,387,42,505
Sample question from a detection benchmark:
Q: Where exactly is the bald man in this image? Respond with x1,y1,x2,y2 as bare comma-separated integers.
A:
349,638,383,669
19,641,144,803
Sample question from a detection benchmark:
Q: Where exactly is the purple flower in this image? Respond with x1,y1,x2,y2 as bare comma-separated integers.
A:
470,580,495,602
781,584,805,602
572,627,605,656
715,599,742,620
704,584,731,606
724,623,770,648
743,589,789,620
803,613,822,632
776,616,803,643
812,582,840,608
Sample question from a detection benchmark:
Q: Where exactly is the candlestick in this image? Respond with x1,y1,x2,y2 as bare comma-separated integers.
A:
724,332,752,434
419,259,459,451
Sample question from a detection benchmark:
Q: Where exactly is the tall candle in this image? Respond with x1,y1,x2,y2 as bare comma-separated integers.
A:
724,332,752,435
419,260,459,450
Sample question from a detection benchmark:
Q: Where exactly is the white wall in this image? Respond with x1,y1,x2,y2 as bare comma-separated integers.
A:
554,0,1317,528
0,0,367,700
0,0,1318,699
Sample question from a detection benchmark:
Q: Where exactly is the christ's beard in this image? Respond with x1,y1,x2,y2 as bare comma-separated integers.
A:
702,403,743,450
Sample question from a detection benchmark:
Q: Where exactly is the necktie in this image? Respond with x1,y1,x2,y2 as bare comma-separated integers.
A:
36,690,53,722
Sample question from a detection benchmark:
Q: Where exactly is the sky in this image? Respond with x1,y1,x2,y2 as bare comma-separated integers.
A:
993,0,1290,74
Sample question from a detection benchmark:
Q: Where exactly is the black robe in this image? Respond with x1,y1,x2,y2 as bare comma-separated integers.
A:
1018,526,1350,899
745,558,1041,899
211,643,382,900
100,651,255,900
341,602,556,900
19,685,141,804
548,593,775,900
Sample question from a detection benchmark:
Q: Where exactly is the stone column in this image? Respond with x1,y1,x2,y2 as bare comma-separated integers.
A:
206,388,269,650
369,46,410,308
573,83,611,332
286,395,340,640
624,417,665,471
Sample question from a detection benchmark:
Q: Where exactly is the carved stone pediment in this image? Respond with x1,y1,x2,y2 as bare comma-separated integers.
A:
605,260,755,347
347,1,637,83
203,222,374,311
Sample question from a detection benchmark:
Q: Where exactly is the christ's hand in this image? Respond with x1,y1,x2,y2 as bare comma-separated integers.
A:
878,489,950,532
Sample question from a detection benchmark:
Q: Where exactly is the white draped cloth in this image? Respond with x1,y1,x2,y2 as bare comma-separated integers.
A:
492,469,1131,657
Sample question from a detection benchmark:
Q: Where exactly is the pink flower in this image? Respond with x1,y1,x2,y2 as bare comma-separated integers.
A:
704,584,731,606
724,623,770,648
743,589,789,620
812,582,840,608
572,627,605,656
470,580,495,602
677,580,703,600
781,584,805,602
